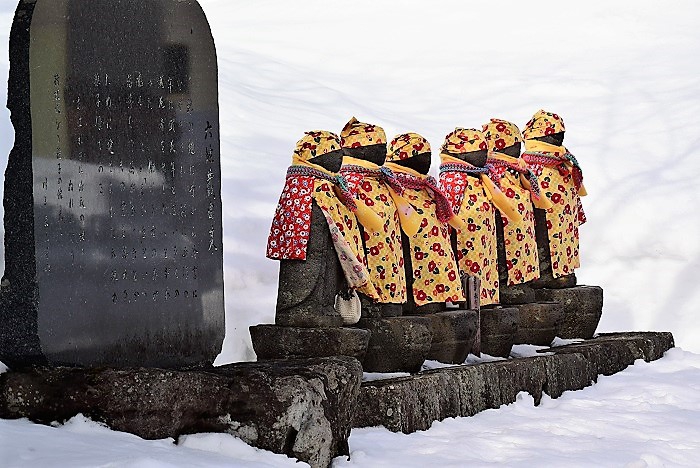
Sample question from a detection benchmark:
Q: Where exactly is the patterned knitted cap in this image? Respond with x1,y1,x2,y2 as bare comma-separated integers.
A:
441,128,487,154
386,132,431,162
482,118,523,152
293,130,342,161
523,109,566,139
340,117,387,148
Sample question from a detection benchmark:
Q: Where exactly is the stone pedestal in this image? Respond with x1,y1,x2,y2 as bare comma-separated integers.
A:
480,306,519,357
358,293,402,319
499,283,537,305
513,301,564,346
353,332,674,434
534,286,603,339
250,325,371,361
357,316,432,373
425,310,478,364
0,357,363,468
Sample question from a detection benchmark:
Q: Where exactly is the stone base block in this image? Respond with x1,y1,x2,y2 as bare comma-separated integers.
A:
353,332,674,434
250,325,370,361
550,332,673,376
531,272,578,289
425,310,478,364
0,357,362,468
480,306,519,358
499,283,536,305
403,302,444,316
357,316,432,373
513,302,564,346
534,285,603,339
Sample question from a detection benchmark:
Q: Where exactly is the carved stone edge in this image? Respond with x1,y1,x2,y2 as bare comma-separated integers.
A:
352,331,675,433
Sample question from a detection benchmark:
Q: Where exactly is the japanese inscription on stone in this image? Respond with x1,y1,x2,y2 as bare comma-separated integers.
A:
0,0,225,368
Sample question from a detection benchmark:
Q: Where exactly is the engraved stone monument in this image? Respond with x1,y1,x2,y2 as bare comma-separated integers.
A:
0,0,225,368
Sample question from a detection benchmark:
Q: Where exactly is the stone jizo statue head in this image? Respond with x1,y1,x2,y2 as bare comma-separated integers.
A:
440,128,489,167
482,118,523,158
386,132,432,174
523,109,566,147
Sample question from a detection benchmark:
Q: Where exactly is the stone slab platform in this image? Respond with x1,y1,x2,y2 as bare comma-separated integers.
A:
353,332,674,434
0,356,362,468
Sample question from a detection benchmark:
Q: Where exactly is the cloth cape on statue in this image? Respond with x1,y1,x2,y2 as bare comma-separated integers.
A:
486,152,544,286
384,162,464,306
266,158,379,300
522,139,587,278
340,157,407,304
439,155,506,305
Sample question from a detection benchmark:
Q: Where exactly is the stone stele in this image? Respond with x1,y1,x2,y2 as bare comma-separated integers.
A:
0,0,225,368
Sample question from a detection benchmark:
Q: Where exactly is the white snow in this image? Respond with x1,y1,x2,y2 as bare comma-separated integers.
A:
0,414,304,467
1,0,700,465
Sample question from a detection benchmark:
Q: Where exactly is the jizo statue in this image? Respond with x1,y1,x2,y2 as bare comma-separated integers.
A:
266,131,380,327
482,119,552,294
438,128,520,306
521,110,587,288
340,117,406,318
383,132,465,313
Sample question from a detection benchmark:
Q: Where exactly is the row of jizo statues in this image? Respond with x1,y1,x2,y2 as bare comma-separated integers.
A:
253,110,602,372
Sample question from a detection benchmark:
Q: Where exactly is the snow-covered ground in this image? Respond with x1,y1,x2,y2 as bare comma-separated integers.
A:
1,0,700,466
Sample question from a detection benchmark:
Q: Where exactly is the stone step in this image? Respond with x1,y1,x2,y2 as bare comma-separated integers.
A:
534,285,604,339
353,332,674,434
0,357,362,468
250,325,370,361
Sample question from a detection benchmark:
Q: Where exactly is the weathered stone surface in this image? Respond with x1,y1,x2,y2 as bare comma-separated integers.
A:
275,202,344,329
250,325,370,361
0,356,362,468
353,353,594,433
549,332,674,376
534,286,603,339
480,306,519,357
1,0,225,369
357,316,432,373
513,301,563,346
353,332,673,434
498,283,537,305
426,310,478,364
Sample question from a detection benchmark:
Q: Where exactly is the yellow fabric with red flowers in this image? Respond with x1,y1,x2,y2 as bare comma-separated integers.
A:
482,118,523,151
486,151,541,286
523,139,586,278
386,132,431,162
441,127,488,153
385,162,464,306
522,109,566,140
439,154,499,305
340,117,387,148
311,171,378,300
340,157,407,303
294,130,343,160
295,131,378,299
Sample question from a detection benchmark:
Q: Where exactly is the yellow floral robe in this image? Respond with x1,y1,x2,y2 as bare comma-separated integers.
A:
523,140,587,277
487,153,541,286
385,163,464,306
439,159,499,305
340,157,407,303
311,178,378,300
